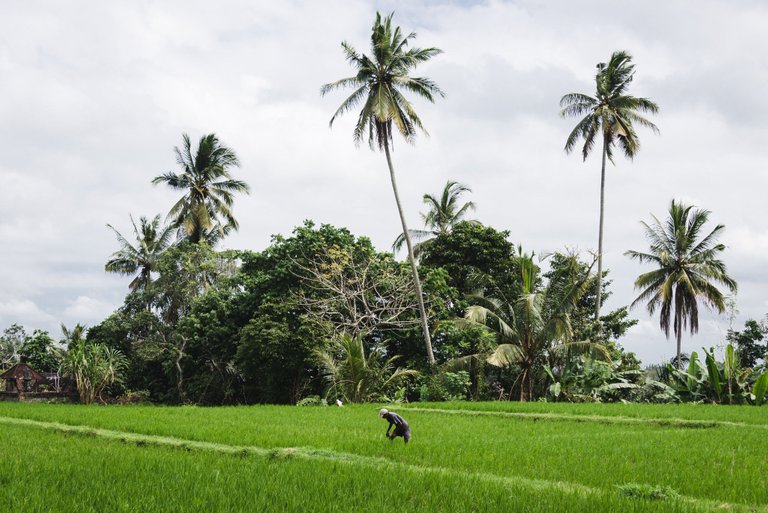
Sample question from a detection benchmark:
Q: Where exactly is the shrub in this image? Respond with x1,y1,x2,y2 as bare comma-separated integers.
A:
296,395,328,407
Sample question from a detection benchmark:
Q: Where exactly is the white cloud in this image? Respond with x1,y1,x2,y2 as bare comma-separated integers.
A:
62,296,117,324
0,299,56,327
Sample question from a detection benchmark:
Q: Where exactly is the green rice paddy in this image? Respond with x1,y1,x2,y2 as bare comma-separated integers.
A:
0,402,765,512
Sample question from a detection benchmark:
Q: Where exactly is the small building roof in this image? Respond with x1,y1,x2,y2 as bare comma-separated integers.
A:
0,362,46,382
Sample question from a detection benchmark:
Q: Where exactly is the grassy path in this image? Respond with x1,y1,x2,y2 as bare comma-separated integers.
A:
398,405,768,430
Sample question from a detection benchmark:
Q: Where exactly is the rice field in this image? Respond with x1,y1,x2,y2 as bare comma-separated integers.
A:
0,402,765,512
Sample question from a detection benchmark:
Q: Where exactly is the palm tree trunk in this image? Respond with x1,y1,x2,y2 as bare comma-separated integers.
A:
676,320,682,370
594,135,608,321
520,369,532,402
383,142,435,365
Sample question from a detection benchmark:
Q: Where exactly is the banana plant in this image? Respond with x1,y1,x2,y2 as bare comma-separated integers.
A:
543,357,643,402
666,351,706,402
667,344,753,404
702,346,752,404
749,372,768,406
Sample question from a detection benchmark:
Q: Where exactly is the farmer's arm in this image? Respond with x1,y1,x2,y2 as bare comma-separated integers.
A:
385,420,394,436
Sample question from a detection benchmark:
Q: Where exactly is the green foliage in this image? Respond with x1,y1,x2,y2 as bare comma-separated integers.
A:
105,214,174,291
236,299,319,404
420,222,518,299
2,325,62,373
233,222,383,403
727,318,767,368
19,330,60,373
115,389,152,405
544,356,646,403
442,371,471,400
626,200,737,367
393,180,478,254
664,344,755,404
60,323,88,350
321,12,444,150
152,133,249,244
544,252,637,346
295,395,328,407
751,372,768,406
464,250,607,401
61,341,128,404
315,333,417,403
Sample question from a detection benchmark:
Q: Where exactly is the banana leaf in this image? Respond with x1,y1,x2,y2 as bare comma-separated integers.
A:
753,372,768,406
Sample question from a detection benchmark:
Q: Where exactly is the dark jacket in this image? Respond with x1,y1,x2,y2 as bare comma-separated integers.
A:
383,412,409,434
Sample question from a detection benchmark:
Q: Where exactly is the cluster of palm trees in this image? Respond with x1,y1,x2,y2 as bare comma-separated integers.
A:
106,134,250,291
102,12,738,373
322,12,737,369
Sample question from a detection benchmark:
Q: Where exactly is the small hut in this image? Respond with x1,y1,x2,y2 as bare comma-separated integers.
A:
1,362,47,394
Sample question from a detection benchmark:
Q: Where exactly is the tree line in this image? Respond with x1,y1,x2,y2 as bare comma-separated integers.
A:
2,12,764,405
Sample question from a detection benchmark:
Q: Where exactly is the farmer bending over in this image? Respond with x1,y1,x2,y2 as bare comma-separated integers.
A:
379,408,411,443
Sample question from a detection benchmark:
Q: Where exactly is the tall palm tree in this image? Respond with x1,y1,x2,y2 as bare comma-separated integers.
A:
560,50,659,321
464,251,603,401
152,133,249,244
321,12,444,364
393,180,479,254
105,214,175,291
625,200,737,368
60,323,87,350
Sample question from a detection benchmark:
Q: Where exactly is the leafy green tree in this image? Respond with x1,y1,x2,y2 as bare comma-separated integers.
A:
234,222,389,403
544,252,637,346
105,214,175,291
728,318,767,369
236,299,320,404
20,330,60,373
393,180,478,255
420,222,518,300
94,241,240,403
150,242,238,402
322,12,444,365
464,250,603,401
560,50,659,320
61,341,128,404
86,294,173,402
626,200,737,368
152,133,249,244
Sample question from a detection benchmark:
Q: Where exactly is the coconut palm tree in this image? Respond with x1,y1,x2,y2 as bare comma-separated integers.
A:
152,133,249,244
463,251,605,401
321,12,444,364
393,180,479,255
105,214,175,291
60,323,87,350
560,50,659,321
625,200,737,368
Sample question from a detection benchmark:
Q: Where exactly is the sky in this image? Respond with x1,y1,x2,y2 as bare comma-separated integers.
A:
1,0,766,365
